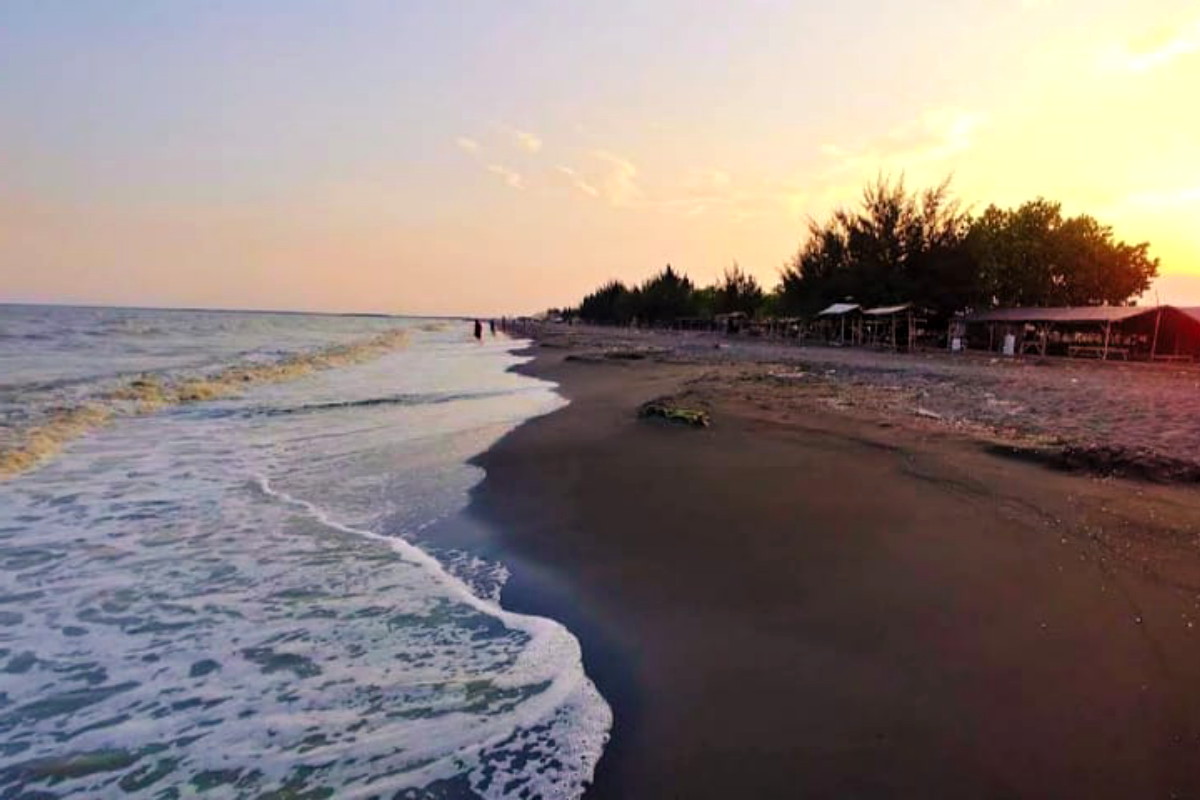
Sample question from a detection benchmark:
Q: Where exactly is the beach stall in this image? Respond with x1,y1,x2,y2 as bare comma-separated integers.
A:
962,305,1200,361
770,316,804,339
815,303,862,345
714,311,749,335
862,303,920,351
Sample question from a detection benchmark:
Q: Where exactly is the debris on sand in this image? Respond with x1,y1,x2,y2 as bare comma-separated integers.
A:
566,347,665,364
637,398,711,428
986,442,1200,484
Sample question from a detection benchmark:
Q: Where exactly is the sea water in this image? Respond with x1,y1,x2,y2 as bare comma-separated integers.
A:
0,305,610,798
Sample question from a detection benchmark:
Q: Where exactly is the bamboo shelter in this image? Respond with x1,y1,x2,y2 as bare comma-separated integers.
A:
814,303,862,345
862,304,919,351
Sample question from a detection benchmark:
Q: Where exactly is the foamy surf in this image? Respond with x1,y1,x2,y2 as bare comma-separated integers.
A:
0,307,611,798
255,475,611,798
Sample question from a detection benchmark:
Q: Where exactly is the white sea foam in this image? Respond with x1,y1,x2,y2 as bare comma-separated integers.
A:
0,312,610,798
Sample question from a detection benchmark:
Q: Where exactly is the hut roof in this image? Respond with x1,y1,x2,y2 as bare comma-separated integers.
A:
863,303,912,317
965,306,1156,324
1177,307,1200,325
817,303,861,317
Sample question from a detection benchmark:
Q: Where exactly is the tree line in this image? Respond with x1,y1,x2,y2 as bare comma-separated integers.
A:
569,176,1159,325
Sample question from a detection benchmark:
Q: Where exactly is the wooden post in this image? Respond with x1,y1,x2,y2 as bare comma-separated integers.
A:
1102,321,1112,360
1150,307,1163,360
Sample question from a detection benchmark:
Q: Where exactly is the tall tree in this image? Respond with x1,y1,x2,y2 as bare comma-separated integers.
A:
638,264,697,323
577,279,633,324
713,262,764,316
778,175,974,317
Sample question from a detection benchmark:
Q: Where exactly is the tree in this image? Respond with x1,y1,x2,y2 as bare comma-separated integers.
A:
778,175,975,317
692,285,718,319
778,216,853,315
713,262,764,316
638,264,697,324
577,280,633,324
968,199,1158,307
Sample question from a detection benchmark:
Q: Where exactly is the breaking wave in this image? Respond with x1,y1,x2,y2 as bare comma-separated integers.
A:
0,329,409,478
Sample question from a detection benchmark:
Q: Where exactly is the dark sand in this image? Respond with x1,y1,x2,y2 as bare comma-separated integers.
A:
470,341,1200,799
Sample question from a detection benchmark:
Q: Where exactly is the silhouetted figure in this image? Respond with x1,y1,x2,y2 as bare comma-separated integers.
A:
489,319,496,335
473,319,482,340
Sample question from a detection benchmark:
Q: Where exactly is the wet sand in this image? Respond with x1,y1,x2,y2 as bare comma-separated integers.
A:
470,335,1200,798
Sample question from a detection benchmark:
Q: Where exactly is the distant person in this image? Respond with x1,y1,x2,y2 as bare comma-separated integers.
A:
473,319,482,340
489,319,496,335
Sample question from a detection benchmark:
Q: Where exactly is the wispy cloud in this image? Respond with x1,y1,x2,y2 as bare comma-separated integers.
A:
556,166,599,197
820,107,986,176
555,150,642,207
498,124,543,154
455,136,481,155
589,150,642,207
657,173,805,221
1119,17,1200,72
486,164,525,190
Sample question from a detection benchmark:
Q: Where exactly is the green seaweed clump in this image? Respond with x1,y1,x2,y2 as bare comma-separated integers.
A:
637,399,710,428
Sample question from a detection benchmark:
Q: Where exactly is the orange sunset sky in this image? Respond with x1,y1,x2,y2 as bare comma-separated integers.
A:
1,1,1198,315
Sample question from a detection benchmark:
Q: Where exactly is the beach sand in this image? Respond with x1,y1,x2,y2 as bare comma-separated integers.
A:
470,329,1200,798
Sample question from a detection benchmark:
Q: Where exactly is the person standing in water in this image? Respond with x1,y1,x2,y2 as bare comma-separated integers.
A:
489,319,496,336
473,319,482,340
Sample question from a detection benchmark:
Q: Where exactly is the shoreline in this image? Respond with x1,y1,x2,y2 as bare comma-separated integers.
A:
466,330,1200,798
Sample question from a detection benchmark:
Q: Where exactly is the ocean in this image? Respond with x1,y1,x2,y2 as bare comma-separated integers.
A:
0,305,610,798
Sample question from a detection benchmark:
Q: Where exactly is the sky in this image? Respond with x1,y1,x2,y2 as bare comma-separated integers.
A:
1,0,1198,315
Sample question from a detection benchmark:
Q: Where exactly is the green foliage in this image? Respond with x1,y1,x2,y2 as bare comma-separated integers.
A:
777,175,975,317
967,199,1158,307
637,398,710,427
575,266,699,324
577,280,635,324
571,178,1159,325
692,285,718,319
757,289,784,319
713,262,764,316
637,264,697,323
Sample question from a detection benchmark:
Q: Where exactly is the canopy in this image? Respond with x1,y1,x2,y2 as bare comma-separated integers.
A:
817,303,860,317
863,304,912,317
965,306,1155,324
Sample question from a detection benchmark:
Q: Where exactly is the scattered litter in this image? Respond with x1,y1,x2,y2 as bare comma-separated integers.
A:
915,407,943,420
